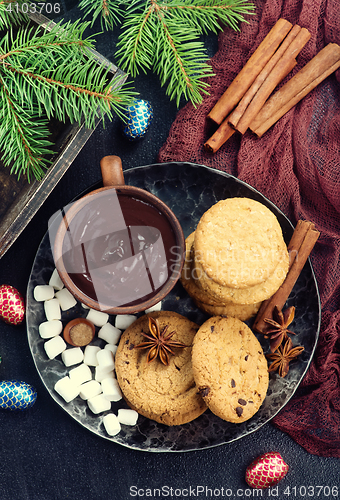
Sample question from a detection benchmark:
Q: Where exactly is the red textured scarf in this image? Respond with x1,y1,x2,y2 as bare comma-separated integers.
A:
158,0,340,457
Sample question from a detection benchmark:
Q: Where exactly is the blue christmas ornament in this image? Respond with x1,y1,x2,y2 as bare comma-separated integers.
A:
0,380,37,410
122,99,153,140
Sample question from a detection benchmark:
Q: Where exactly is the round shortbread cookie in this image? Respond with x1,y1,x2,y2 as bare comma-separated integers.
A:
115,311,207,426
192,316,269,423
194,197,285,288
193,242,289,305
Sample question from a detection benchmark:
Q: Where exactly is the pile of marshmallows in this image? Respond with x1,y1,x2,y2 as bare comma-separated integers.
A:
34,268,161,437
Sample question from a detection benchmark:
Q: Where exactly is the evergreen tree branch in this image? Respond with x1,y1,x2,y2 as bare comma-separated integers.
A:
0,78,53,181
114,3,158,76
82,0,255,106
0,0,28,28
152,8,214,106
78,0,124,29
0,18,137,181
162,0,255,34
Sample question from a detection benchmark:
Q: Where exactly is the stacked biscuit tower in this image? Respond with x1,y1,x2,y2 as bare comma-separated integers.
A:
180,197,289,321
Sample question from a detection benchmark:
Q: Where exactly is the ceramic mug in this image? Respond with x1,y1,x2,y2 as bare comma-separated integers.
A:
50,156,185,314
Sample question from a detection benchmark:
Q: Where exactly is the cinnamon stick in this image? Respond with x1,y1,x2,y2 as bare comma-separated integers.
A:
207,19,293,125
250,43,340,137
204,116,235,153
230,27,311,134
253,220,320,334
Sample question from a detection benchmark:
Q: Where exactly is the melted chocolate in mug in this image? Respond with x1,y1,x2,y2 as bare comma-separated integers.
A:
61,190,180,309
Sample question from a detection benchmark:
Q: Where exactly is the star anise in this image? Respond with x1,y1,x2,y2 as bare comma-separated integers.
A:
263,305,296,352
134,316,187,365
267,337,304,378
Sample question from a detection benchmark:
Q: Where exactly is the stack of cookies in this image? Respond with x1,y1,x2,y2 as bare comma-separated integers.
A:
180,197,289,321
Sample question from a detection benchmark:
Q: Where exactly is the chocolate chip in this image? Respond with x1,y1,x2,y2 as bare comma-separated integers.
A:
129,343,135,350
236,406,243,417
198,386,210,397
245,355,249,361
238,398,247,406
124,339,129,345
210,325,215,332
231,379,236,388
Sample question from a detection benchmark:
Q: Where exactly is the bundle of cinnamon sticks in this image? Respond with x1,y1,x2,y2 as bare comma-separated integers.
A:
204,18,340,153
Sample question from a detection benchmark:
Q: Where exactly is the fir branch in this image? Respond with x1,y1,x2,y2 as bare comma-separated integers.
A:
78,0,124,29
0,78,53,181
0,0,28,28
80,0,254,106
0,19,137,181
163,0,256,34
152,11,214,106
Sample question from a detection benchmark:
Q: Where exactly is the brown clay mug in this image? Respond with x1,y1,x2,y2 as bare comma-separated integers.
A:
51,156,185,314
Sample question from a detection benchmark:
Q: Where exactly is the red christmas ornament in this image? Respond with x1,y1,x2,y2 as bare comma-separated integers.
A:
0,285,25,325
245,451,289,489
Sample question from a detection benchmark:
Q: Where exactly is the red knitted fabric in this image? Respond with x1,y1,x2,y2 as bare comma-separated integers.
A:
158,0,340,457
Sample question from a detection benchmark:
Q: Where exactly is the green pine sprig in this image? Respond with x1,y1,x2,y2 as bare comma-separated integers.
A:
0,0,27,28
0,17,136,181
79,0,255,106
78,0,125,29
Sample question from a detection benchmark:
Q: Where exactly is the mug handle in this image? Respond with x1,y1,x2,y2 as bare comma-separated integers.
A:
100,156,125,187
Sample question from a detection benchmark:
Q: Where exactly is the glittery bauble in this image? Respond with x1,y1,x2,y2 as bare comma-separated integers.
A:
0,284,25,325
245,451,289,489
0,380,37,410
122,99,153,140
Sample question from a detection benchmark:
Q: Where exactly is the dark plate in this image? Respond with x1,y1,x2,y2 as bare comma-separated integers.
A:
26,162,321,452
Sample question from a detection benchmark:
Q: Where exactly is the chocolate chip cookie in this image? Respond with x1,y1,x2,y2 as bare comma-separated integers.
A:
191,316,269,423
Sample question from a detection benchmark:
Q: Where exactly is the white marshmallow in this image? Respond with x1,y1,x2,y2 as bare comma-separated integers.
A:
49,269,64,290
83,345,101,366
96,349,115,373
69,363,92,386
87,393,111,414
98,322,121,344
79,380,102,400
86,308,109,327
104,344,118,356
34,285,55,302
144,301,162,313
44,298,61,321
55,288,77,311
44,335,66,359
95,366,114,383
103,413,121,436
115,314,137,330
61,347,84,367
117,408,139,426
101,377,122,402
39,320,63,339
54,376,80,403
